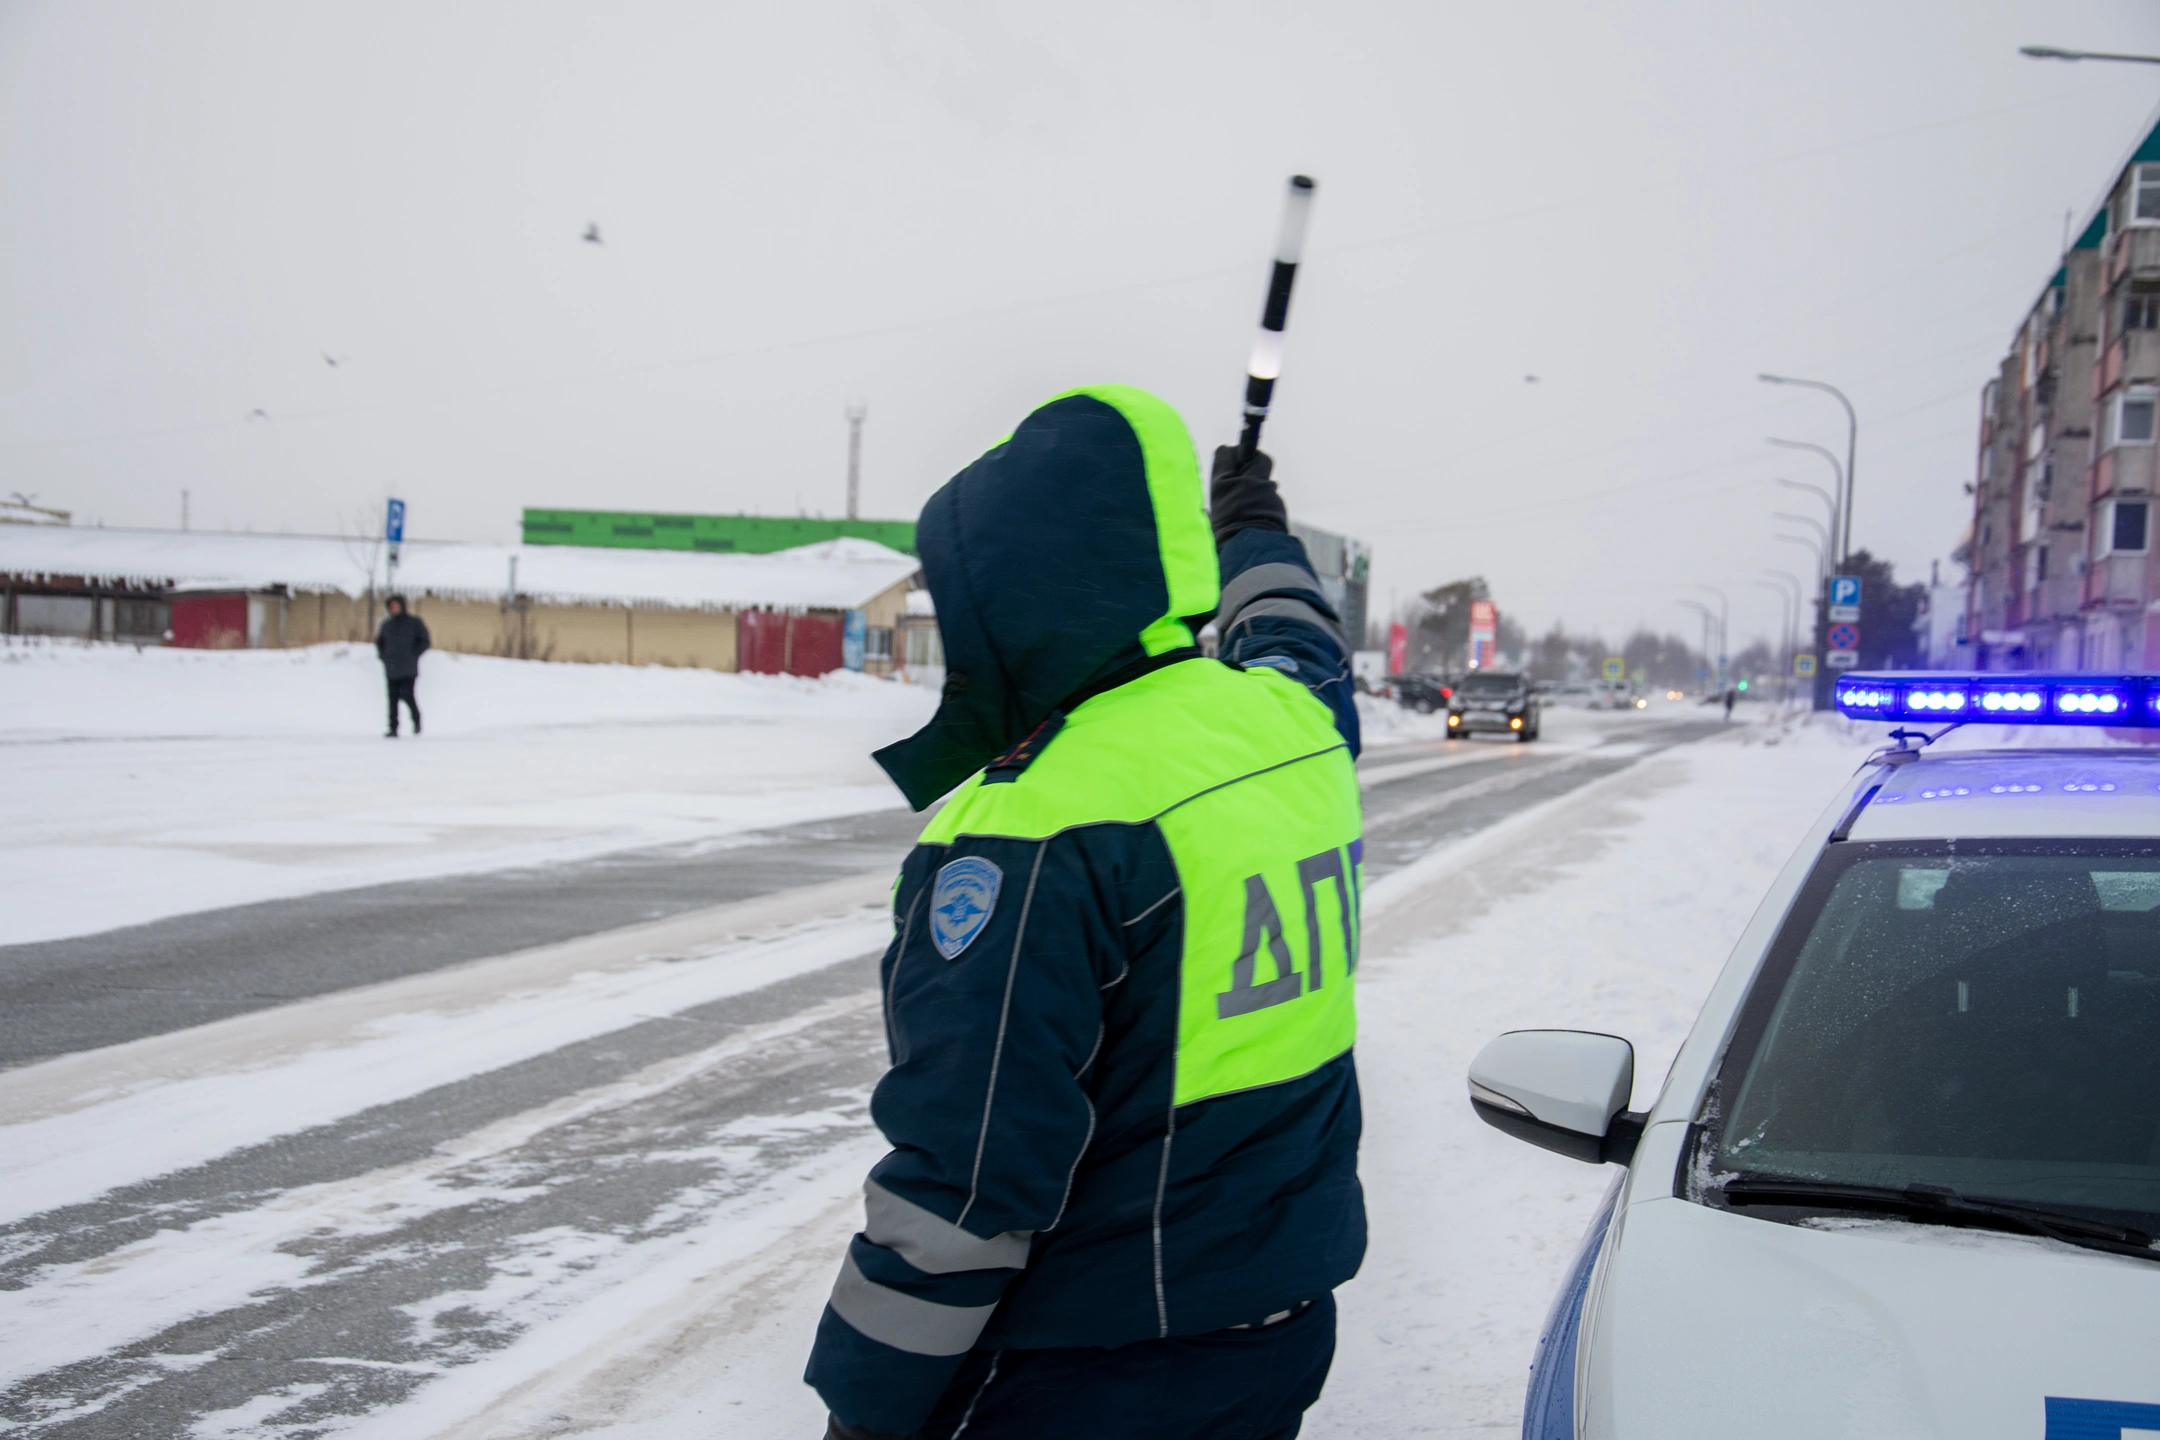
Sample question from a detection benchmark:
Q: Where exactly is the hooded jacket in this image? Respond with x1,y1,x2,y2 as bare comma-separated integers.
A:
374,607,430,680
807,386,1363,1435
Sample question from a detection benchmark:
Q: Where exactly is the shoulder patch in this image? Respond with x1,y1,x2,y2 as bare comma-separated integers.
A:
930,856,1003,959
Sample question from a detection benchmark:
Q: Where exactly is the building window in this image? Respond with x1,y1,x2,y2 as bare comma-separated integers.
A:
2111,388,2158,447
864,625,893,662
2037,546,2049,582
2104,499,2151,555
2129,293,2160,331
2136,164,2160,224
904,625,944,667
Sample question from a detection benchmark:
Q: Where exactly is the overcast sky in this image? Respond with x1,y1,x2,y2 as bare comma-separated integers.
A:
6,0,2160,651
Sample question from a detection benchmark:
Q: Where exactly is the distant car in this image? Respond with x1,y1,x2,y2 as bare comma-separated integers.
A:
1588,680,1647,711
1469,671,2160,1439
1448,670,1540,740
1387,673,1453,714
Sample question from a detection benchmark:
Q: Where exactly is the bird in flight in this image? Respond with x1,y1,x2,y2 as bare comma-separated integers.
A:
583,222,603,245
1524,375,1540,384
322,352,350,368
245,408,270,421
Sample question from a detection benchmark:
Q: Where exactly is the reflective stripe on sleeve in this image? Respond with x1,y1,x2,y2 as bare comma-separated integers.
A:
1223,595,1346,652
1215,563,1324,631
827,1252,999,1357
865,1180,1032,1275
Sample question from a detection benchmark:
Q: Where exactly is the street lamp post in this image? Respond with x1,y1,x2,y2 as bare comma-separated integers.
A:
1761,375,1858,563
1695,585,1730,689
1677,600,1716,694
1775,512,1831,580
1773,476,1839,561
1776,530,1833,710
1753,579,1794,707
1763,568,1807,705
1767,436,1848,567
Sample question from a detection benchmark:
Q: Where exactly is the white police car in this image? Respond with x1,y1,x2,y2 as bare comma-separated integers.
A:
1468,673,2160,1440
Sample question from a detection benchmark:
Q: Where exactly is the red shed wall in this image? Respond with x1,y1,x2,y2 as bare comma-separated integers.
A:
170,593,248,649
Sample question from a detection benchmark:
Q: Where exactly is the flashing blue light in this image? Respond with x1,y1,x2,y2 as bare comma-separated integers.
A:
1834,673,2160,728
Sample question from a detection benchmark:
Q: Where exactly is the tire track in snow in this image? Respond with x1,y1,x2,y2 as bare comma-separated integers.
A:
1,985,887,1438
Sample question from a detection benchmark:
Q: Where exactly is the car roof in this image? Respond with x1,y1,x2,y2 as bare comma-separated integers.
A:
1844,747,2160,841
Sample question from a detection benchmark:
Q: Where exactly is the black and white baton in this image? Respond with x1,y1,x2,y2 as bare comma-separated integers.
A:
1235,174,1317,465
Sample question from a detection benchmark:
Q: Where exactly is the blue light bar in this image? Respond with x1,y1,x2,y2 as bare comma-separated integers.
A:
1833,673,2160,727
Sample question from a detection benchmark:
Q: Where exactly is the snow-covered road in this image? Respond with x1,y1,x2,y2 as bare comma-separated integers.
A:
0,642,1882,1438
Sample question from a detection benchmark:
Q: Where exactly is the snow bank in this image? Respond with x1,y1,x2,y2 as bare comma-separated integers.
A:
0,526,919,611
0,641,937,944
0,637,930,739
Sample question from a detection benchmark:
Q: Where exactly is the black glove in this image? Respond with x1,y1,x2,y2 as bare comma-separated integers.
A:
825,1417,909,1440
1210,445,1289,546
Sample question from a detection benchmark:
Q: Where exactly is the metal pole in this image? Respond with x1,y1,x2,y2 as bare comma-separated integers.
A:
1761,376,1858,564
1754,579,1793,707
1775,513,1831,583
1696,585,1729,689
1768,437,1845,570
1773,476,1837,550
1678,600,1716,694
845,401,866,520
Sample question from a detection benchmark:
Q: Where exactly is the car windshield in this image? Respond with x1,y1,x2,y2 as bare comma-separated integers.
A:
1455,674,1520,698
1707,841,2160,1233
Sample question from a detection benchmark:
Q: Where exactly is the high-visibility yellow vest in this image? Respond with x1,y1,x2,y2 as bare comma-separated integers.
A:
922,655,1360,1105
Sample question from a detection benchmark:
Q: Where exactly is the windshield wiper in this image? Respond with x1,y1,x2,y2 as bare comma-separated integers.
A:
1721,1175,2160,1265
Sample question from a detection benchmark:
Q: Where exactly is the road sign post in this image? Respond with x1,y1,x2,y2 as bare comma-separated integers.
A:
385,498,406,590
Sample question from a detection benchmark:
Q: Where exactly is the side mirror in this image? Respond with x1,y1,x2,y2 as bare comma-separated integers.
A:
1468,1029,1645,1165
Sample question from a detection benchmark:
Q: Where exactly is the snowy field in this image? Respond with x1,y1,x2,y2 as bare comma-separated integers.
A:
0,640,938,945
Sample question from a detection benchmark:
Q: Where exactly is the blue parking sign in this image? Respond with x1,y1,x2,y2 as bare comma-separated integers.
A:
385,498,406,544
1830,575,1861,609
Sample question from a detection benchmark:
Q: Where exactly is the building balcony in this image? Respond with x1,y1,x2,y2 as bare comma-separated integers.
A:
2099,339,2123,397
2085,552,2149,609
2107,225,2160,283
2125,330,2160,387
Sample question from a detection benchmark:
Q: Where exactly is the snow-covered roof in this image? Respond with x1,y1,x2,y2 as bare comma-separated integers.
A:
904,588,936,617
0,527,919,613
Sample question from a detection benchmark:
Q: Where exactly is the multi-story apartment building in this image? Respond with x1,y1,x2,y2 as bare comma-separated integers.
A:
1969,113,2160,671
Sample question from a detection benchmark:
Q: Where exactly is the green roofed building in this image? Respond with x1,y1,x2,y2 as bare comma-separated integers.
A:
523,509,916,556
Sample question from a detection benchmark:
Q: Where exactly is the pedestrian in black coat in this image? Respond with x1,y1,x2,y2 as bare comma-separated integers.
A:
375,596,430,737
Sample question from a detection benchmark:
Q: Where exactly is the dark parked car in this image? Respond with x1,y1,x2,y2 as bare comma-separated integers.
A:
1448,670,1541,741
1388,673,1454,714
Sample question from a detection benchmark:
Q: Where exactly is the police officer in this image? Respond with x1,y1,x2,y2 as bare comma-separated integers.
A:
805,386,1364,1440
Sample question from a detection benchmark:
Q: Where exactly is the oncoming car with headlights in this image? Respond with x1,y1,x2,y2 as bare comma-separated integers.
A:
1448,670,1541,740
1469,672,2160,1440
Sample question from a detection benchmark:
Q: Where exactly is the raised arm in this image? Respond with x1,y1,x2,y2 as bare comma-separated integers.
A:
1209,447,1360,755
